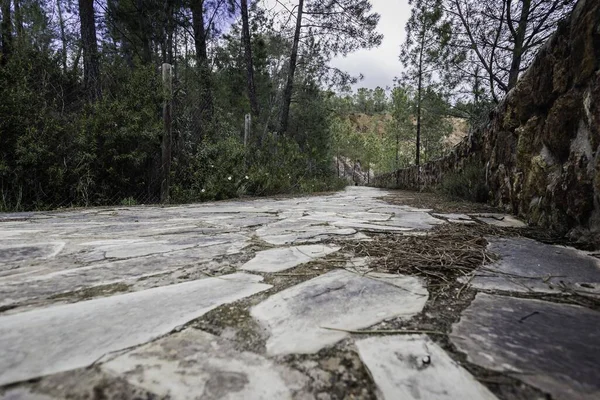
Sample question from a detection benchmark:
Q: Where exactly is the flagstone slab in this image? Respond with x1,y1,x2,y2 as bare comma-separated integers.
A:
0,239,249,307
0,242,65,264
473,214,526,228
251,270,428,356
356,335,498,400
452,293,600,400
384,212,446,229
332,220,414,232
467,238,600,295
241,245,341,273
103,329,308,400
431,213,472,221
257,224,358,245
0,273,271,386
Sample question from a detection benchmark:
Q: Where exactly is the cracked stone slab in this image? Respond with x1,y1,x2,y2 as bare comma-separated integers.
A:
0,239,250,307
368,206,434,213
257,225,358,245
431,213,472,221
0,242,65,265
103,329,308,400
451,293,600,400
0,273,271,386
473,214,526,228
431,213,476,224
383,212,445,230
467,238,600,295
356,335,498,400
447,219,477,224
341,212,392,222
240,245,340,273
251,269,428,356
332,220,414,232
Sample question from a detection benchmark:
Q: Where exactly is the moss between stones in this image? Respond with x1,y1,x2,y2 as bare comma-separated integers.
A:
49,283,131,301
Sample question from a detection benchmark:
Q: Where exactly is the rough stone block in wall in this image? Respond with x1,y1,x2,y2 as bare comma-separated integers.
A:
373,0,600,244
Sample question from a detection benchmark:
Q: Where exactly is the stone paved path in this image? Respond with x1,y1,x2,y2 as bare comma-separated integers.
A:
0,187,598,400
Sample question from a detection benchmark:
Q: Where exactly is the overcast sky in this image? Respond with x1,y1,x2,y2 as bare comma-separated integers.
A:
330,0,411,91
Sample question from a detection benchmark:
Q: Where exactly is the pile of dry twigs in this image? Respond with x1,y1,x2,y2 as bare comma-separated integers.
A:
346,224,501,283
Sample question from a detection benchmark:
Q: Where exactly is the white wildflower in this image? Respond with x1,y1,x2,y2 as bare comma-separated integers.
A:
228,176,232,181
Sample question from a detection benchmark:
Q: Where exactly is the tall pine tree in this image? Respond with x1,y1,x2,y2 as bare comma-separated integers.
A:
400,0,450,166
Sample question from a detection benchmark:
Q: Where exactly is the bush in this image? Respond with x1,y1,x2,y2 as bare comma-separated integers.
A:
170,132,346,203
439,163,489,203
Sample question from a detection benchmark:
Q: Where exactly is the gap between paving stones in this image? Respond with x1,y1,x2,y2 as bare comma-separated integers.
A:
170,228,550,400
175,234,556,400
0,251,377,400
336,217,599,400
189,254,382,399
0,229,568,399
0,235,278,314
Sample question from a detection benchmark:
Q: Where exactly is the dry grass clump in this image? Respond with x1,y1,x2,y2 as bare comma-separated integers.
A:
345,223,501,283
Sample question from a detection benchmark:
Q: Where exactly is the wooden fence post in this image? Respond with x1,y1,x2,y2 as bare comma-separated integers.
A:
244,113,251,147
160,63,173,204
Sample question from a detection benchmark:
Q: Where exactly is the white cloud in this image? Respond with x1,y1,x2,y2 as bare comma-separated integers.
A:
330,0,411,90
257,0,412,91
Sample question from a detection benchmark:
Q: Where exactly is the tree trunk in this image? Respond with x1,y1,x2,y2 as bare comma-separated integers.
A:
57,0,68,71
78,0,101,101
161,0,175,64
395,126,400,185
136,0,152,64
279,0,304,135
473,65,481,104
507,0,531,89
161,63,173,204
1,0,12,63
191,0,214,121
13,0,22,35
241,0,259,118
415,34,425,167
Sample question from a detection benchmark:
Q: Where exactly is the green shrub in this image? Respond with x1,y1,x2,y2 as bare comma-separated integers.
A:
120,197,137,206
439,163,489,203
170,132,346,203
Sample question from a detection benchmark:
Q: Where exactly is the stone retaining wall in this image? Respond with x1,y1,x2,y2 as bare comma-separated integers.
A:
374,0,600,242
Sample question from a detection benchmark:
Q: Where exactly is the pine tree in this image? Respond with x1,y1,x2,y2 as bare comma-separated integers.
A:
279,0,382,135
400,0,450,166
79,0,101,101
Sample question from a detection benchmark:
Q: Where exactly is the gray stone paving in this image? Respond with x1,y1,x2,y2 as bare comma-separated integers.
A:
251,270,428,355
103,329,308,400
467,237,600,295
240,244,340,273
472,214,527,228
452,293,600,400
0,273,271,386
356,335,498,400
0,186,597,400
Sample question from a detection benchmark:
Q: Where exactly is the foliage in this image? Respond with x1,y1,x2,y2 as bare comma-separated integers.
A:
443,0,575,102
400,0,452,166
439,163,489,203
329,79,460,180
0,43,163,210
330,86,390,115
419,87,453,162
0,0,372,211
